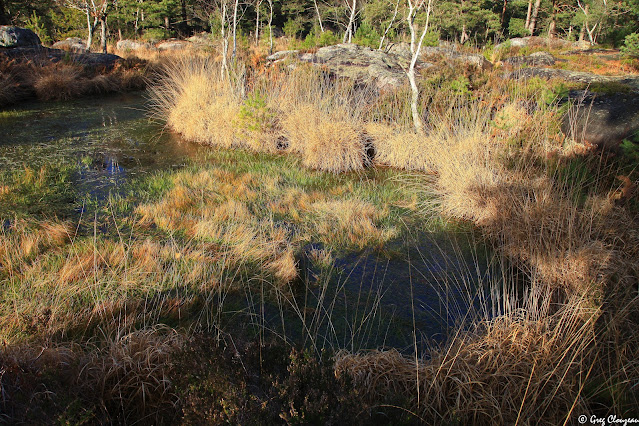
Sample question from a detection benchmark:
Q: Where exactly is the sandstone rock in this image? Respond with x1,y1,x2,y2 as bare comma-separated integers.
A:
265,43,495,88
52,37,88,53
156,39,191,51
0,26,41,48
386,42,411,60
495,36,582,51
116,39,155,51
503,51,556,67
309,43,431,89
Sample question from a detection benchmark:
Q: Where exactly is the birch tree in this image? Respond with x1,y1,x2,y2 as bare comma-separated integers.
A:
255,0,262,45
379,0,401,49
64,0,112,53
313,0,325,32
231,0,239,60
343,0,358,42
406,0,433,132
267,0,273,54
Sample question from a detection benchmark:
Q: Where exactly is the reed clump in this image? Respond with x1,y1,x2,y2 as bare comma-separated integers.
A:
150,59,373,172
0,326,181,423
0,53,148,106
335,293,597,424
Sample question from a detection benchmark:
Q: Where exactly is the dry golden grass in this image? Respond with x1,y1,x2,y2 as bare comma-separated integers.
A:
403,99,635,294
282,104,365,172
150,60,373,171
135,168,300,285
134,165,398,286
335,291,597,424
309,199,396,248
149,57,244,149
33,65,88,101
0,219,71,275
0,326,182,422
365,123,431,171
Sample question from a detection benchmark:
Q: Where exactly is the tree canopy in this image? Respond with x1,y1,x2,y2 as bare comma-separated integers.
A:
1,0,637,47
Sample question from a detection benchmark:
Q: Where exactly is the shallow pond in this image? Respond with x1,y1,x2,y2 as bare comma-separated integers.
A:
0,93,497,352
0,92,204,200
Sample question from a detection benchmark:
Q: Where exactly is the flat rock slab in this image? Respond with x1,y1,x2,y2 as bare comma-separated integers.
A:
0,26,41,48
0,46,121,70
506,67,639,91
505,67,639,149
187,33,214,45
420,46,493,71
503,51,556,67
562,90,639,149
495,36,589,51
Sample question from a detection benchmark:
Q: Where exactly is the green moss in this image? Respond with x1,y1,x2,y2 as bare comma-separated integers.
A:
0,165,77,219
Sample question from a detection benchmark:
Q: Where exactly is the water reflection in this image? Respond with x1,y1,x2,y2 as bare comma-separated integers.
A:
0,93,205,201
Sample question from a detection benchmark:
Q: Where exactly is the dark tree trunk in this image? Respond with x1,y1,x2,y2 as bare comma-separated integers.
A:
529,0,542,35
0,0,8,25
548,0,557,38
180,0,189,36
501,0,508,26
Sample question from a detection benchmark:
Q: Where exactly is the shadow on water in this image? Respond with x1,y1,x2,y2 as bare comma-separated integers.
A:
0,92,205,203
243,229,500,356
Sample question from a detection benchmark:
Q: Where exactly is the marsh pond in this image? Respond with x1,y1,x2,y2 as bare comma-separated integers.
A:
0,92,497,352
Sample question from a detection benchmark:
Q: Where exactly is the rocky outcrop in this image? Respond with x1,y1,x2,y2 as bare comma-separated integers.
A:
495,36,589,51
503,51,556,67
386,42,493,70
562,90,639,149
187,33,213,45
116,39,155,51
0,26,41,48
0,46,121,70
506,67,639,91
266,43,434,89
420,46,493,71
156,39,191,51
52,37,88,53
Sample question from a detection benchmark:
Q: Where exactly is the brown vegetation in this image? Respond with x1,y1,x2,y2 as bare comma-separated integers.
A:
147,54,639,422
0,53,148,106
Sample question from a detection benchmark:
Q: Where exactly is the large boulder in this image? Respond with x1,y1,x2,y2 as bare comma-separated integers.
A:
503,51,556,67
52,37,88,53
562,90,639,149
266,43,433,89
0,26,41,48
116,39,155,51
